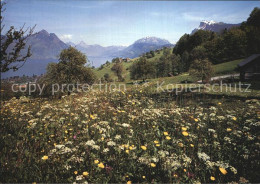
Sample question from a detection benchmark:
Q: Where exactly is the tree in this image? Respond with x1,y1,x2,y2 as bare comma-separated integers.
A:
105,61,110,65
150,50,155,57
104,73,112,82
173,34,190,55
0,2,35,73
112,57,120,63
246,7,260,27
42,47,96,95
111,62,124,81
222,28,247,60
157,56,172,77
242,7,260,55
190,46,207,61
130,57,156,81
203,37,224,64
181,51,190,72
189,59,214,83
173,30,216,57
172,54,181,75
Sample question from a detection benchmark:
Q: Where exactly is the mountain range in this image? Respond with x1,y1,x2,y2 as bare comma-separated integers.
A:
71,41,127,66
3,20,240,78
2,30,174,78
191,20,241,34
69,37,173,66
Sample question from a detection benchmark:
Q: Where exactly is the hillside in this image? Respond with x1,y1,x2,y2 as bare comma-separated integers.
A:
94,49,243,83
94,48,169,81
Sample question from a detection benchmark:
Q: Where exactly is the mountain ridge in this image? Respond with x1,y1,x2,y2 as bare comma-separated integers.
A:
191,20,241,34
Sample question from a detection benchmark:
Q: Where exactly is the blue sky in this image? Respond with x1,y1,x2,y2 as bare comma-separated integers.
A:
3,0,260,46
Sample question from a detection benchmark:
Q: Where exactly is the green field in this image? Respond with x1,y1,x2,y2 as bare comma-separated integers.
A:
214,59,243,75
94,54,243,84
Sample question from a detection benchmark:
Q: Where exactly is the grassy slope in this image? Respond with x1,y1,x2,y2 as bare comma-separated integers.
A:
95,53,243,84
93,50,166,81
214,59,242,75
93,56,260,98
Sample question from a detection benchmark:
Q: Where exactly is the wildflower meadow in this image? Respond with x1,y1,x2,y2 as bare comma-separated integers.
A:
1,88,259,183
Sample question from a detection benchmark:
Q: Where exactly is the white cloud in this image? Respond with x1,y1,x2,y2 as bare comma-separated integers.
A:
60,34,73,41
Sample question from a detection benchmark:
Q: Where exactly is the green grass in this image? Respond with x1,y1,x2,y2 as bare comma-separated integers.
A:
94,49,171,82
213,59,243,75
93,61,133,81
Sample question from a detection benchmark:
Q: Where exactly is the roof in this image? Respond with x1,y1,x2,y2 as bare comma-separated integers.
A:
238,54,260,67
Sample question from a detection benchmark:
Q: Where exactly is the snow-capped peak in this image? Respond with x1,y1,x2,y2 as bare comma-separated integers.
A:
191,20,240,34
135,37,171,45
201,20,217,25
196,20,219,30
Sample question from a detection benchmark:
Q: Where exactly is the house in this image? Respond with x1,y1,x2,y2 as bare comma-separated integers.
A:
238,54,260,80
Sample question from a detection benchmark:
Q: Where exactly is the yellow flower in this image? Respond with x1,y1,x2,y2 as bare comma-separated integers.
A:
74,171,78,175
94,160,99,164
190,144,194,147
90,114,97,120
83,171,89,176
150,163,156,167
101,137,104,141
127,181,131,184
232,117,237,121
156,144,160,147
194,118,199,122
154,140,159,144
166,136,171,140
65,130,68,134
141,146,147,150
125,150,129,154
218,102,222,105
181,127,187,131
219,167,227,175
184,169,187,172
210,176,215,181
142,176,146,179
98,162,105,168
227,128,232,132
129,146,133,150
50,135,55,138
41,155,48,160
173,174,178,178
163,132,168,136
182,131,189,136
178,143,184,147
